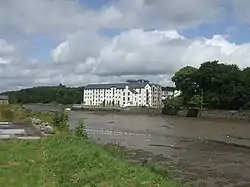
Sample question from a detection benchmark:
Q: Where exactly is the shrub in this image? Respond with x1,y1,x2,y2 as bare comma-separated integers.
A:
53,110,69,131
75,119,87,138
0,105,14,121
188,95,203,109
163,96,183,109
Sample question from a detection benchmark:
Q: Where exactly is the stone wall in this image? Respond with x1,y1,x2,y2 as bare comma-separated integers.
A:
72,106,162,115
176,109,250,120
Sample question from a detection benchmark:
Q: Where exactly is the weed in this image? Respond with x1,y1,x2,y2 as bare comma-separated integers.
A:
75,119,87,138
52,109,69,131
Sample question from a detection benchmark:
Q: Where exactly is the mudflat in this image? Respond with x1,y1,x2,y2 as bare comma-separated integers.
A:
69,111,250,187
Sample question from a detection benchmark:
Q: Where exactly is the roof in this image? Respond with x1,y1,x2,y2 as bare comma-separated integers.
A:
85,82,149,90
0,95,8,100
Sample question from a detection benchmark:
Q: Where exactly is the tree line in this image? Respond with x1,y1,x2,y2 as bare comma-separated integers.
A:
170,61,250,110
1,85,84,105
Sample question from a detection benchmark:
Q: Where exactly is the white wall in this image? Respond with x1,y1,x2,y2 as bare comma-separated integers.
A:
83,84,162,107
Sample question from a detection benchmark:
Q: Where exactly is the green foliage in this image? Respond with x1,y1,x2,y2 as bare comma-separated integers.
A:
164,97,183,109
75,119,87,138
1,85,83,105
172,61,250,110
188,95,203,109
0,105,14,121
0,104,54,123
52,110,69,131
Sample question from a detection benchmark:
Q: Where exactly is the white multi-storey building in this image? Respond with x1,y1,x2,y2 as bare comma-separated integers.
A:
83,80,162,108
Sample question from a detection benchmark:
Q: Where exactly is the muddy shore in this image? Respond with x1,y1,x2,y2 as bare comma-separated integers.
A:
69,111,250,187
24,104,250,187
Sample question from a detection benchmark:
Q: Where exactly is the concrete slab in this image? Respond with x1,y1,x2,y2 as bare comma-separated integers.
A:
17,136,41,140
0,129,25,135
0,122,11,125
0,134,10,139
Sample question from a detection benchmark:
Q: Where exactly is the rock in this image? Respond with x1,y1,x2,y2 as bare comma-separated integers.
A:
31,118,42,125
40,124,45,131
43,125,53,134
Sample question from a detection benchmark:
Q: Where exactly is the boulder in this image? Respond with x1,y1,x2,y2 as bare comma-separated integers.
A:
40,124,45,131
43,125,53,134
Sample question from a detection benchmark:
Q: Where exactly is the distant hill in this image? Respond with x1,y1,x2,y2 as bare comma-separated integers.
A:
0,85,84,104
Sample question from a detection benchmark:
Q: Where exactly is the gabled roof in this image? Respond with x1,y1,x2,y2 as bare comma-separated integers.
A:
0,95,8,100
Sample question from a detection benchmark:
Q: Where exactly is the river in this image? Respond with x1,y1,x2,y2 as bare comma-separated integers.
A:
25,104,250,187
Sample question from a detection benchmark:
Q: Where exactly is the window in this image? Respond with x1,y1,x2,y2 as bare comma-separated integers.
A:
128,92,130,96
128,97,130,101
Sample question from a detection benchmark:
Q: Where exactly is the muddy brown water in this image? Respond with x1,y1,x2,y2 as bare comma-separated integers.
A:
25,105,250,187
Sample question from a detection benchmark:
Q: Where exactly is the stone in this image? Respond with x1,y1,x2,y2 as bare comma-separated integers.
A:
40,124,45,131
31,118,42,125
43,125,53,134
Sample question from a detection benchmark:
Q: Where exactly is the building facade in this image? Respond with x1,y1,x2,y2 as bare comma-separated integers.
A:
162,86,181,100
83,80,162,108
0,95,9,105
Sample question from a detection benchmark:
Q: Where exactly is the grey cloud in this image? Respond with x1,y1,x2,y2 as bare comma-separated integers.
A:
0,0,122,35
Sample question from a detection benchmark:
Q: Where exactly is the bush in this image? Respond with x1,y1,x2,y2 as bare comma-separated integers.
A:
188,95,203,109
0,105,14,121
53,110,69,131
75,119,87,138
163,96,183,109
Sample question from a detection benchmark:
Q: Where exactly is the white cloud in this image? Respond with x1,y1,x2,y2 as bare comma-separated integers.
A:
1,0,250,92
52,31,108,64
0,39,16,64
52,29,250,79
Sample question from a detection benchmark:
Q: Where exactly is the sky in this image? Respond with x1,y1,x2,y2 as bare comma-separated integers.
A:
1,0,250,92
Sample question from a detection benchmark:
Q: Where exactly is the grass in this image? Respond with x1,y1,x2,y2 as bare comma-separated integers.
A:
0,104,54,123
0,134,180,187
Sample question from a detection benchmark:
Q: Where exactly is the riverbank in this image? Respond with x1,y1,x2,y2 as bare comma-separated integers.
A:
175,109,250,121
0,105,181,187
0,104,54,123
72,105,162,115
0,134,180,187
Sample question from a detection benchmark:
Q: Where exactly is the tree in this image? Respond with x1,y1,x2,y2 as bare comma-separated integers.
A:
193,61,243,109
1,86,83,105
172,61,248,110
163,96,183,109
172,66,198,104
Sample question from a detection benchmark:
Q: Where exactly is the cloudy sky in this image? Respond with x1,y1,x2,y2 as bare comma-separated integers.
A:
1,0,250,91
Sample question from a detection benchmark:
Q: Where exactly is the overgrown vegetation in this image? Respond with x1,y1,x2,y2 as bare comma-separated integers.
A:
0,104,54,123
0,135,180,187
75,119,87,138
1,84,84,105
171,61,250,110
52,109,69,131
163,97,183,109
